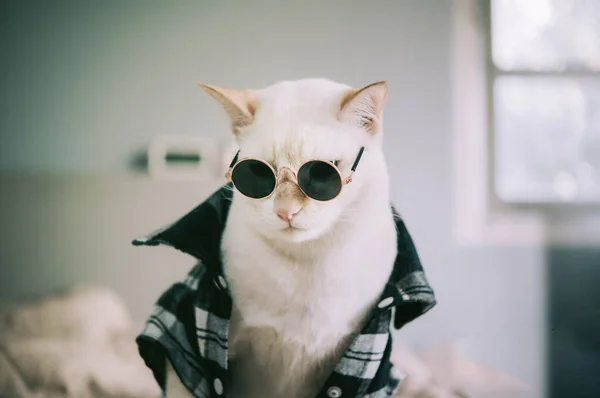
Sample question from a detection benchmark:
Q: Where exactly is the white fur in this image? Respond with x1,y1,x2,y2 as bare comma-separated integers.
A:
167,78,397,397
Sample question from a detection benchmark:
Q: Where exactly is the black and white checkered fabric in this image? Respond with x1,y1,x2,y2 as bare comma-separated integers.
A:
134,184,436,398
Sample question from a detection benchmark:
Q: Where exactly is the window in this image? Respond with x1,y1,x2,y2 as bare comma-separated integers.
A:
489,0,600,203
451,0,600,245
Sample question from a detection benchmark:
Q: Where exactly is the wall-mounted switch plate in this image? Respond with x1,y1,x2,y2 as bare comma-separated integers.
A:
148,135,219,181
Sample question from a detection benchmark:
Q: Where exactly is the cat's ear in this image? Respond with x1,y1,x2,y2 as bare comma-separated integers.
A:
199,83,258,132
339,81,389,134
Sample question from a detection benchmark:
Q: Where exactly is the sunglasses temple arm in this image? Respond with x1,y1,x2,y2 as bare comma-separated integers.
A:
229,151,240,168
351,147,365,172
343,147,365,185
225,151,240,180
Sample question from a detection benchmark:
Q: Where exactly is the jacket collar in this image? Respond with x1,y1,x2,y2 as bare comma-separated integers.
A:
133,184,436,329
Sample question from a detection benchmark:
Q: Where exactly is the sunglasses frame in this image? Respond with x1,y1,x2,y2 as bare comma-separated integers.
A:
225,147,365,202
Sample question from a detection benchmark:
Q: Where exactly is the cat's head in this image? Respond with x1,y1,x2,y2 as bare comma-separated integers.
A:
201,78,390,243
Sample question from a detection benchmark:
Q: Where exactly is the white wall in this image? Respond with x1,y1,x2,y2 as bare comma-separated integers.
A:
0,1,545,395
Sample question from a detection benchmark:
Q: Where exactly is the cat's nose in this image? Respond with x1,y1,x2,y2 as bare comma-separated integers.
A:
275,206,301,223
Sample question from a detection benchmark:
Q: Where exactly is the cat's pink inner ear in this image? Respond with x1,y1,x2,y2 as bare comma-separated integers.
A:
339,81,389,134
199,83,258,132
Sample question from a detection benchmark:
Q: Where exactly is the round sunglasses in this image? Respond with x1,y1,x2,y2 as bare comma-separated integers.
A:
225,147,365,202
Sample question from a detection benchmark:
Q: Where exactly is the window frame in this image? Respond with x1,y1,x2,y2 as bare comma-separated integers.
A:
487,0,600,206
451,0,600,246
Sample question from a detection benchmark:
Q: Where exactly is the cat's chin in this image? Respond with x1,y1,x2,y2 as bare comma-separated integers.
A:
261,225,326,244
280,227,313,243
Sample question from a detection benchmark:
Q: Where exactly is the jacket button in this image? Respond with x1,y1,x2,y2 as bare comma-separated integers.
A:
214,378,223,395
327,386,342,397
377,296,394,308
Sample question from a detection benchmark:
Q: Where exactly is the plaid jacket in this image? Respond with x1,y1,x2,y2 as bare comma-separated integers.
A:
133,184,436,398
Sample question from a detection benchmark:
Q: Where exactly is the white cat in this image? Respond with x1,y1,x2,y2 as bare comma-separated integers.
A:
167,78,398,397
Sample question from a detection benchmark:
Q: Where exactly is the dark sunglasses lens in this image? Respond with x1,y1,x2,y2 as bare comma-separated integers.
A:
297,161,342,201
231,160,276,198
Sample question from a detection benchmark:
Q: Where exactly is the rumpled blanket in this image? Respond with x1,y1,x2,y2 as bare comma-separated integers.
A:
0,286,160,398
